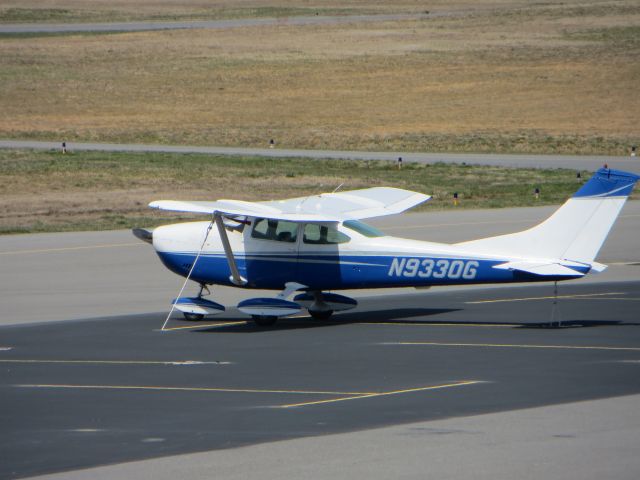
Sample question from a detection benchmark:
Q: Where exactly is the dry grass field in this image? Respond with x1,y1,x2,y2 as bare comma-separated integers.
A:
0,149,595,234
1,0,639,154
1,1,639,234
0,0,425,23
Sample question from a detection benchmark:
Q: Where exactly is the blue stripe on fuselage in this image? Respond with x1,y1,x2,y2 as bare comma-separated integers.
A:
156,251,587,290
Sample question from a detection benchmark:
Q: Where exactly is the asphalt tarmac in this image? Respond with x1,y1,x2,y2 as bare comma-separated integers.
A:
1,204,639,479
2,140,637,173
0,13,429,34
2,280,640,479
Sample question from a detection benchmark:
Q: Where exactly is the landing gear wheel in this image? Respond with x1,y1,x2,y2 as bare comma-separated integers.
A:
309,309,334,320
183,312,205,321
252,315,278,327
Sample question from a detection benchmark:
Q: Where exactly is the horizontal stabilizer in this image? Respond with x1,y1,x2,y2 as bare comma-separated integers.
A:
493,261,585,277
149,187,430,221
589,262,608,273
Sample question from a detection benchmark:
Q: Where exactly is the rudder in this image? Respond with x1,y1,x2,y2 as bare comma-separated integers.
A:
456,168,640,265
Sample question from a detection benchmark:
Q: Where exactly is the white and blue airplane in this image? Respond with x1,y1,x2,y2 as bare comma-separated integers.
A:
134,167,639,326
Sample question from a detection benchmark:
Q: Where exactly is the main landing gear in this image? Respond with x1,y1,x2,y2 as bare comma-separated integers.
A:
294,291,357,322
251,315,278,327
250,309,334,326
243,290,358,326
175,283,358,327
308,309,334,320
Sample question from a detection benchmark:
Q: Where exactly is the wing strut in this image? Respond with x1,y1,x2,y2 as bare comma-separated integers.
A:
214,212,247,286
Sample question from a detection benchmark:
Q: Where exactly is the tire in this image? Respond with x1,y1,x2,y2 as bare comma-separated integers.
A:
309,309,334,320
252,315,278,326
183,312,205,321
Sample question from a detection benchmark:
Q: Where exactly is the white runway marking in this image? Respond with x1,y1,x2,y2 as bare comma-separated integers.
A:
384,342,640,351
0,359,231,366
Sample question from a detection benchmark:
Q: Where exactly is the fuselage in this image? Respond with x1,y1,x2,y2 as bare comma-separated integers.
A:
152,218,586,291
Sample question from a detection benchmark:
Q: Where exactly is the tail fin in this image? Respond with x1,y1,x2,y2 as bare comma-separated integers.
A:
457,168,640,264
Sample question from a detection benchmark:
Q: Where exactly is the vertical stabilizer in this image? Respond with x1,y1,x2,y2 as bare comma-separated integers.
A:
456,168,640,264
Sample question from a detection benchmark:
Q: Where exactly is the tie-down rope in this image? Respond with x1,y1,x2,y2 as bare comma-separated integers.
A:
161,216,215,332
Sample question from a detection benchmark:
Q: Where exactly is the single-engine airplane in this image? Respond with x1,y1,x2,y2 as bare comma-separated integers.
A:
134,167,639,326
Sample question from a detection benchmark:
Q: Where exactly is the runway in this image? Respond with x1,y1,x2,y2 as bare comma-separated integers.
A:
1,204,640,479
1,140,638,173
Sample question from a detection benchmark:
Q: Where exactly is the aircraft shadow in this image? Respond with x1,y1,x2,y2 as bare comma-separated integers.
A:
189,314,640,333
194,307,461,333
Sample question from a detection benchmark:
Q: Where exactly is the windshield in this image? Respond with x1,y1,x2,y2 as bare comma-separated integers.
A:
342,220,386,238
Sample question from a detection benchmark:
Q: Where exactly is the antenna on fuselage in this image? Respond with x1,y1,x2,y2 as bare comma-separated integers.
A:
294,183,345,216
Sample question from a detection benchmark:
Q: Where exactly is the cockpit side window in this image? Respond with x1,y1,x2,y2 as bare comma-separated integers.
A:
251,218,298,242
303,224,350,244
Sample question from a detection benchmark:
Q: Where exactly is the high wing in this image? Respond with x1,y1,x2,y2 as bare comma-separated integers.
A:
149,187,430,221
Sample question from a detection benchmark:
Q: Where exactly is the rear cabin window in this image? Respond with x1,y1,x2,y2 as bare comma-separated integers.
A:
303,224,350,244
251,218,298,243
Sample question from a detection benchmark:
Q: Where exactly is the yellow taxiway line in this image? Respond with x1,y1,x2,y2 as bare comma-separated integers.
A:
466,292,626,304
159,321,247,331
0,242,143,256
359,321,513,328
390,342,640,351
15,380,483,408
16,384,376,396
279,380,482,408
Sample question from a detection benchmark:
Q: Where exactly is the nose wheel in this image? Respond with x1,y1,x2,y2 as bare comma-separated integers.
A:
182,284,210,321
